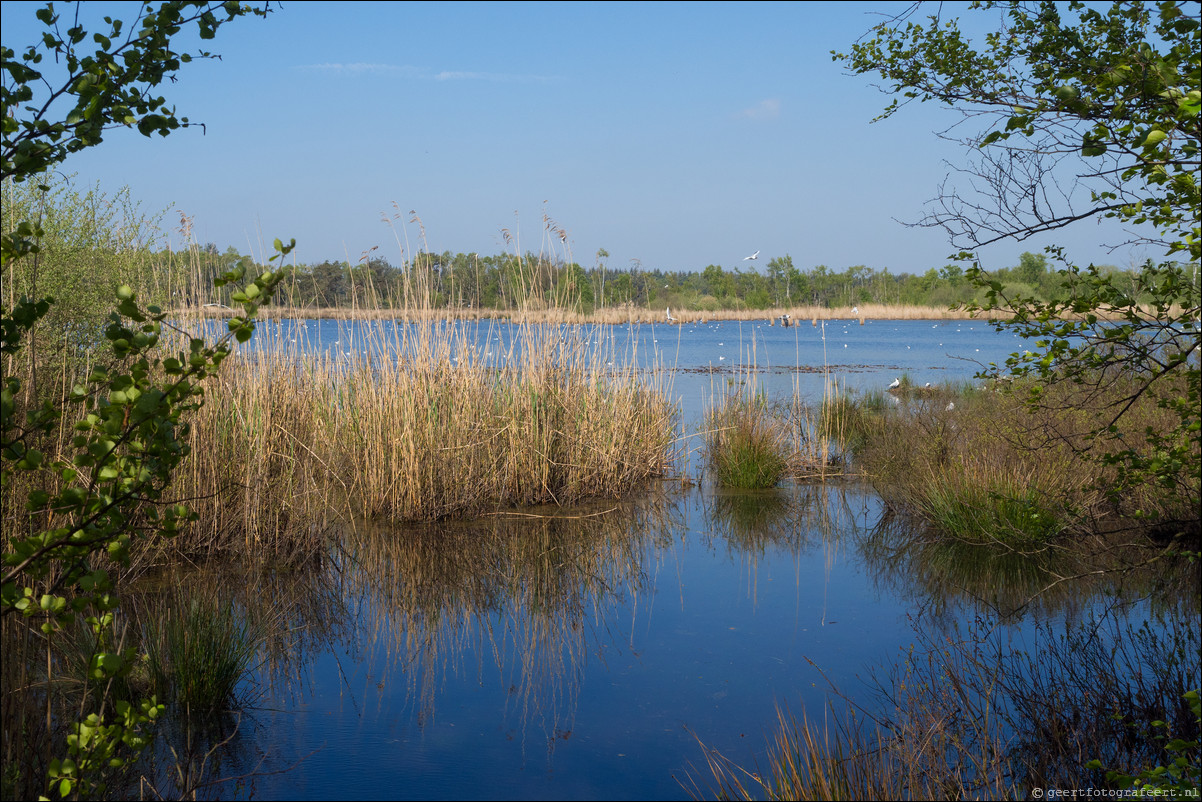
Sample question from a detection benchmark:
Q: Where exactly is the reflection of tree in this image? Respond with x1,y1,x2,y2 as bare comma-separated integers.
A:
338,495,678,750
858,512,1200,624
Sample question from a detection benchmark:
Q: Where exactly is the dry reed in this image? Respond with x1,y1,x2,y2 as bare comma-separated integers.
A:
151,317,678,562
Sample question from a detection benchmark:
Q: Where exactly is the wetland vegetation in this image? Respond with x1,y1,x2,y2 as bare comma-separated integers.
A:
3,1,1199,800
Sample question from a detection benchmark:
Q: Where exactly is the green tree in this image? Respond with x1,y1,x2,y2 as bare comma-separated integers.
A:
2,3,287,797
765,255,790,306
838,0,1200,527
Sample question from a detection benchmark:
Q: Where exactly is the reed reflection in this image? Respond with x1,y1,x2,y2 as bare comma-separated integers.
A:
337,495,678,746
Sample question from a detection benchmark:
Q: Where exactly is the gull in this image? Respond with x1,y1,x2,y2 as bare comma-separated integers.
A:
743,250,760,261
666,307,677,322
888,377,901,390
946,401,955,411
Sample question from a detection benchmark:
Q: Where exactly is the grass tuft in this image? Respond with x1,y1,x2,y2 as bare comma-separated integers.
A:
143,596,260,716
705,393,791,489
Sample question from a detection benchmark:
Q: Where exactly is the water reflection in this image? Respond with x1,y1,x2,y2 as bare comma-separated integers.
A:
335,496,679,747
859,511,1200,623
704,483,869,558
121,480,1195,800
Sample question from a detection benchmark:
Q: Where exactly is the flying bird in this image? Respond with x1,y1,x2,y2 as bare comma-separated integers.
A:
743,250,760,261
666,307,677,322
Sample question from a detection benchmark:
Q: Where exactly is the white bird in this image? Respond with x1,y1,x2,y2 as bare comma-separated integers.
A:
851,306,859,315
888,377,901,390
666,307,677,322
946,401,956,411
743,250,760,261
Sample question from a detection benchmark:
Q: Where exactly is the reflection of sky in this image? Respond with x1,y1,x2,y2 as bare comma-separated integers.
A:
219,475,1186,801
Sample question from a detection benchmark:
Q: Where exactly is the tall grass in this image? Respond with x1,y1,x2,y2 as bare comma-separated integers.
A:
849,373,1200,543
149,318,677,564
142,596,261,716
704,392,791,489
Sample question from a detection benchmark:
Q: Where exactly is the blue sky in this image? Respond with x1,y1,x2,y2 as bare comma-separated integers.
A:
1,1,1156,275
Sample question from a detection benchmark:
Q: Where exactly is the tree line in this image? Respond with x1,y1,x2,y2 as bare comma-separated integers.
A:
173,244,1182,313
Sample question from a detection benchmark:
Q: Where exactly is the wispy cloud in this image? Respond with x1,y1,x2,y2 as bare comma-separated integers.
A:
737,98,781,121
433,70,557,83
298,63,558,83
299,63,423,77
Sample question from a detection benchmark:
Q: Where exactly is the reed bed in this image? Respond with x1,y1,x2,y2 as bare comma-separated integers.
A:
187,302,992,324
154,318,678,562
188,301,1184,326
848,373,1199,543
851,387,1093,544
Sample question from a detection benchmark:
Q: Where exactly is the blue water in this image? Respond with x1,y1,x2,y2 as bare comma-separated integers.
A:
240,316,1027,421
170,318,1173,800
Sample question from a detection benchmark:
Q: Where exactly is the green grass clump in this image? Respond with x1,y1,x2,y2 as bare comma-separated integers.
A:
920,480,1063,543
706,394,790,489
144,597,259,716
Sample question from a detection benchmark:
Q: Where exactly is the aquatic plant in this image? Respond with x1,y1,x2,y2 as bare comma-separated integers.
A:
143,597,260,716
705,393,791,490
918,479,1063,544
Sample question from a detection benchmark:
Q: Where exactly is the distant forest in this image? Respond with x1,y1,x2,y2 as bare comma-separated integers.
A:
190,246,1179,313
5,177,1193,315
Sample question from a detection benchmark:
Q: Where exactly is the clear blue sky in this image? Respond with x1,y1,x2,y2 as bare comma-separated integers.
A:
1,1,1155,275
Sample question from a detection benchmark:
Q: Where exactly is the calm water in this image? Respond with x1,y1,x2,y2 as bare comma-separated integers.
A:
169,319,1186,800
244,316,1029,421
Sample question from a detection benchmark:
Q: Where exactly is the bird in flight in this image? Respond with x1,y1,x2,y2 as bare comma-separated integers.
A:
743,250,760,261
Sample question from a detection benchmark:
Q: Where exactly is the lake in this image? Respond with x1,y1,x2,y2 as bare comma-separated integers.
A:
160,318,1193,800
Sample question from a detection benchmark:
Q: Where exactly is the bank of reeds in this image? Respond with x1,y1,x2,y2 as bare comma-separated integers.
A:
855,377,1202,545
194,302,990,324
845,383,1098,543
147,319,677,563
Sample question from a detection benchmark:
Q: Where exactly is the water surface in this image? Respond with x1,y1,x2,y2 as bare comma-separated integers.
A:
160,319,1188,800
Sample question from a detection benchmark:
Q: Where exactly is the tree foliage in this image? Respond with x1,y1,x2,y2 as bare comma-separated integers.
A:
835,0,1199,259
837,1,1200,528
2,3,287,797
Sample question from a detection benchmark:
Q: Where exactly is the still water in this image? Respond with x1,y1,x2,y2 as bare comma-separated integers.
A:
175,319,1186,800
